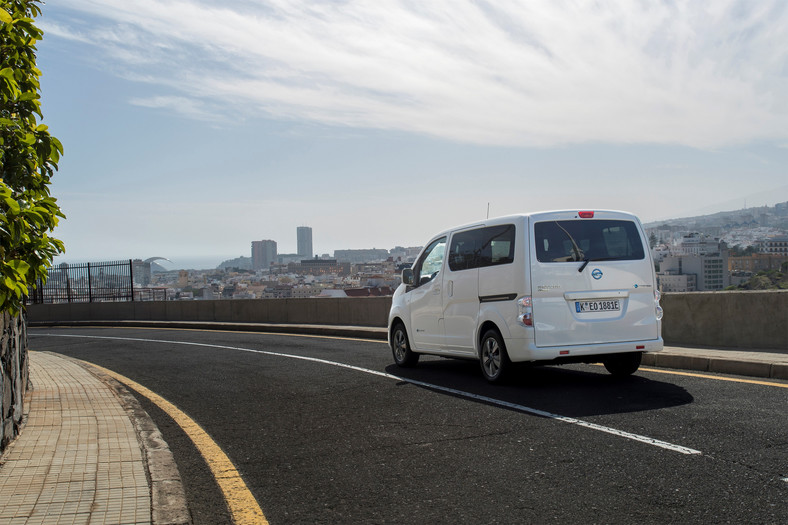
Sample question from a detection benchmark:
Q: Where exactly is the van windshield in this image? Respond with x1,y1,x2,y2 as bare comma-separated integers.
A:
534,220,645,263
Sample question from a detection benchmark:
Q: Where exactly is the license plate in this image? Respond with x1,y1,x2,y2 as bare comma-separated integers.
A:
575,300,621,313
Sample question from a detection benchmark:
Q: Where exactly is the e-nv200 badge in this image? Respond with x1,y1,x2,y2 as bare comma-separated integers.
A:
387,210,664,383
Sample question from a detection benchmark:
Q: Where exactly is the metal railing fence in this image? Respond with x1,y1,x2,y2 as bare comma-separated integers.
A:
133,287,169,302
30,260,135,304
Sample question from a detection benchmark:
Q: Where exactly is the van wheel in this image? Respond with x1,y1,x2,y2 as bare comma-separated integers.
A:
391,323,419,367
603,352,642,376
480,330,510,383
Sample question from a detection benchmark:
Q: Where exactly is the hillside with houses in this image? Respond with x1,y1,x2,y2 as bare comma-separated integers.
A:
644,202,788,291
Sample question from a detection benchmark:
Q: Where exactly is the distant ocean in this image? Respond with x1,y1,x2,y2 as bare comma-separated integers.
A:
53,255,238,271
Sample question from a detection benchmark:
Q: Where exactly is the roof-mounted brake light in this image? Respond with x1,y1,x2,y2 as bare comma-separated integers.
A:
578,211,594,218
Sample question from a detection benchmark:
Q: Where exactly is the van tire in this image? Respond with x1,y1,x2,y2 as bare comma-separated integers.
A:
479,329,510,383
603,352,642,376
391,323,419,367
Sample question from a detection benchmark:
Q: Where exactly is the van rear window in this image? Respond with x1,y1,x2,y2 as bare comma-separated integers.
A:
534,220,645,263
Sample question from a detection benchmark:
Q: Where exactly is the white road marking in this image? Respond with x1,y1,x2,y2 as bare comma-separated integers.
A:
33,333,703,455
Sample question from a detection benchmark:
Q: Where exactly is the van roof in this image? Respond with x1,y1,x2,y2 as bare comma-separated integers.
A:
434,209,642,238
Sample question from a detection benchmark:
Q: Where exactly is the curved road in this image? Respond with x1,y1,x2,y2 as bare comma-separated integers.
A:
29,327,787,524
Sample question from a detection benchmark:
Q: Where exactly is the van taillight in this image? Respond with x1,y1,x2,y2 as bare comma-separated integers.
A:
578,211,594,218
517,296,533,326
654,290,664,321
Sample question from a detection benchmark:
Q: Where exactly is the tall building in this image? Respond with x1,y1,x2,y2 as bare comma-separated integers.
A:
251,240,277,271
297,226,313,258
658,249,730,292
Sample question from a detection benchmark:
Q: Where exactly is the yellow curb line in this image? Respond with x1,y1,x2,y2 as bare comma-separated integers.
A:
637,366,788,388
87,362,268,525
591,362,788,388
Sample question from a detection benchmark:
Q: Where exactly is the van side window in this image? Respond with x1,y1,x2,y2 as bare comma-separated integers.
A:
414,237,446,285
449,224,516,271
534,220,645,263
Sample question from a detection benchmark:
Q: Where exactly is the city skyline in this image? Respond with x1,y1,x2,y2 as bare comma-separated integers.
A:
51,200,788,271
36,2,788,267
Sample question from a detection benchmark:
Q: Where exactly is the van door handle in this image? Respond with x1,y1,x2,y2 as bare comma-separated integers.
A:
447,280,454,297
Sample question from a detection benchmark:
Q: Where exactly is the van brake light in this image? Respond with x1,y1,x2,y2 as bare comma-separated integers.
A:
578,211,594,218
517,296,533,327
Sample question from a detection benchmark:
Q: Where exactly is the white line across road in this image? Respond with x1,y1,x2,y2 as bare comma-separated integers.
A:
33,332,703,456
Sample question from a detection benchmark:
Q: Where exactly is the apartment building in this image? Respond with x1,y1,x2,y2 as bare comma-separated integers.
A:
657,235,730,292
287,259,351,276
658,273,697,292
658,252,729,291
251,240,277,270
764,235,788,255
729,253,788,272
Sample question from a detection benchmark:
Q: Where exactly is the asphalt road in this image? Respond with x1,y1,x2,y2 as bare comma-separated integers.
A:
29,326,788,524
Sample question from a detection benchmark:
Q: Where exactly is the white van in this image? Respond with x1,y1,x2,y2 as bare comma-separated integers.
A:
387,210,663,382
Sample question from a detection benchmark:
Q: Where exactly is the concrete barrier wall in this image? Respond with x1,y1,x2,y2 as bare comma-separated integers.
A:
27,297,393,328
26,291,788,350
661,291,787,350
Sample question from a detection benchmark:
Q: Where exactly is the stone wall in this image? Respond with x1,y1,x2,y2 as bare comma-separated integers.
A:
1,311,28,453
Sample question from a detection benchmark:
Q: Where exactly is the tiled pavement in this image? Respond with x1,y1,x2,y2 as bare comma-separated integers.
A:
0,352,152,525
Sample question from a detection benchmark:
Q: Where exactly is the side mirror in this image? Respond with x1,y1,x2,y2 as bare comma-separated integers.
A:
402,268,414,286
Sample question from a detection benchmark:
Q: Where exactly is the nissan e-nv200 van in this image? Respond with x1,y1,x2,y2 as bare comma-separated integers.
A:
387,210,663,383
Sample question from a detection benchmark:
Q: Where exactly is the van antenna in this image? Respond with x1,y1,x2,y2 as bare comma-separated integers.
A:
487,202,490,219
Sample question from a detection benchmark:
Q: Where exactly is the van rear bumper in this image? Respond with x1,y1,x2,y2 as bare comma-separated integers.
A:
506,337,663,363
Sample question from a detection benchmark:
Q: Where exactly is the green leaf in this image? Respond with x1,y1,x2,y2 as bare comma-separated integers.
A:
0,10,12,25
8,259,31,276
3,196,20,214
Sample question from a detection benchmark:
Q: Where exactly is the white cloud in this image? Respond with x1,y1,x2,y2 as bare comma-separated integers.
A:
45,0,788,148
129,96,224,122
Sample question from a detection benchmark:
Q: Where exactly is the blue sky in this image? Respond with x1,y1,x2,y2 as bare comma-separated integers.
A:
35,1,788,268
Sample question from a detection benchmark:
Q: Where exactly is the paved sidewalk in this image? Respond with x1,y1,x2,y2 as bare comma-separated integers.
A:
644,346,788,380
0,352,186,525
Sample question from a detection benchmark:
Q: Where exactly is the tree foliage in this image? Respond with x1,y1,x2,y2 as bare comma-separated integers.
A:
0,0,64,313
728,244,758,257
728,263,788,291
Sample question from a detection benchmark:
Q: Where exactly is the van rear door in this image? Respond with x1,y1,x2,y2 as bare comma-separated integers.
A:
529,211,658,348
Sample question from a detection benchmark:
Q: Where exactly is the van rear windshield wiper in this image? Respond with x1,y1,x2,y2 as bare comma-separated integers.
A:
578,257,619,273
